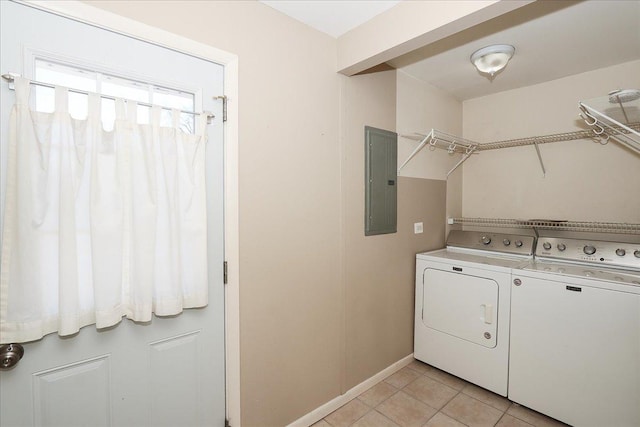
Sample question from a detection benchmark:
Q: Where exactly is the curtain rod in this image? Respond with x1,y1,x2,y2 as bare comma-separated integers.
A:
2,73,214,123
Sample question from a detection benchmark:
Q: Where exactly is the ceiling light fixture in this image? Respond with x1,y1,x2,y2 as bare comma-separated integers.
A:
470,44,515,79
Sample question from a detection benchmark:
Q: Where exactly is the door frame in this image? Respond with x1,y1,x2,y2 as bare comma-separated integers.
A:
13,1,241,424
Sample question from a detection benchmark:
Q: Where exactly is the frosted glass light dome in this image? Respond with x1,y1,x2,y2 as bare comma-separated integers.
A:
470,45,515,77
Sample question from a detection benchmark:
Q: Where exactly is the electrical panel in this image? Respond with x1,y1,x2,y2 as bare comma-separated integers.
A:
365,126,397,236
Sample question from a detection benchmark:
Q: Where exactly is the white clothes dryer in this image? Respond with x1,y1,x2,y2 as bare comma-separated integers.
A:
415,230,534,396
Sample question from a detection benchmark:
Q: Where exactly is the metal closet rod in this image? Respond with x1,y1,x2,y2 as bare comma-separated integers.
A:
1,73,214,122
448,217,640,234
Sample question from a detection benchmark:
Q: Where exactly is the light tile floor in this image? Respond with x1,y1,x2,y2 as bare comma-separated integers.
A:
315,360,568,427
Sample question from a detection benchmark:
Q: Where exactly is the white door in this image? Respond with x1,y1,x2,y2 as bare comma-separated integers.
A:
0,2,225,426
422,268,498,348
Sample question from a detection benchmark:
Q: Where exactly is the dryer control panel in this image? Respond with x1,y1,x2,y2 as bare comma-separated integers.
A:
447,230,535,256
536,237,640,271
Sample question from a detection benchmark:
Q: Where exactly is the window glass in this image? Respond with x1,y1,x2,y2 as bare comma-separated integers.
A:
34,59,196,132
101,76,149,102
34,60,96,118
153,88,195,131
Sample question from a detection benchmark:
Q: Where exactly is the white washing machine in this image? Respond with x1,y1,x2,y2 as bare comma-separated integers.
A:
414,230,535,396
510,234,640,427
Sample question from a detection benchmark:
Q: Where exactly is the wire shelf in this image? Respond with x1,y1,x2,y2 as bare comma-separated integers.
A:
399,127,607,176
400,128,596,154
478,130,598,150
578,89,640,154
400,90,640,176
449,217,640,234
401,130,477,154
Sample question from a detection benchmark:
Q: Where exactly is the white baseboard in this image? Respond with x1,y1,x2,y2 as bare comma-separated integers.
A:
286,353,415,427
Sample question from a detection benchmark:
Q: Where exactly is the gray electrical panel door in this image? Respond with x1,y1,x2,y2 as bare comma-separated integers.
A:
365,126,397,236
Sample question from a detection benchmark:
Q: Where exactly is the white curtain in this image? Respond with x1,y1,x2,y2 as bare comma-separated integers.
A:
0,77,209,344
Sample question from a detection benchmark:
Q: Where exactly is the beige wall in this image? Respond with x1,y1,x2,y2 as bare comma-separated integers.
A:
462,60,640,223
396,70,463,232
396,71,463,181
340,70,447,390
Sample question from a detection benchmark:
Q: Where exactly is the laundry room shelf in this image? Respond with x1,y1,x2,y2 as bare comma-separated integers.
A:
401,89,640,177
399,127,598,177
579,89,640,155
448,217,640,235
401,128,596,154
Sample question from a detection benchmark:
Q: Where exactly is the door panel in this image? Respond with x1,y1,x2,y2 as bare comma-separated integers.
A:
423,268,498,348
0,2,225,426
33,356,112,427
149,332,202,427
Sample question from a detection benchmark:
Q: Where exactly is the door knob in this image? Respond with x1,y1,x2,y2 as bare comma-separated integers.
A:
0,343,24,370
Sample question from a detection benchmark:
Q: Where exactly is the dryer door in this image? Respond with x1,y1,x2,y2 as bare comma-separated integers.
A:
422,268,498,348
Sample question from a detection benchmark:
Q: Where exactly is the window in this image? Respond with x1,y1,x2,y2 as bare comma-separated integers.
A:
34,59,196,132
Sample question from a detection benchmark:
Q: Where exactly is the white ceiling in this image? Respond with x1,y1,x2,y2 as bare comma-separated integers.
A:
262,0,640,101
389,0,640,100
260,1,401,38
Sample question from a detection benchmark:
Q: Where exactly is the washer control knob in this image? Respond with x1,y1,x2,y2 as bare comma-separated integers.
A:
513,278,522,286
481,236,491,245
515,240,523,247
634,250,640,258
583,245,596,255
542,242,552,250
503,239,511,246
557,243,566,251
616,248,626,257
